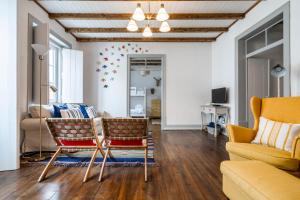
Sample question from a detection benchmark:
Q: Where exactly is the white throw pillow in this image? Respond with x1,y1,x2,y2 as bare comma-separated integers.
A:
29,104,53,118
252,116,300,152
60,108,84,119
85,106,97,118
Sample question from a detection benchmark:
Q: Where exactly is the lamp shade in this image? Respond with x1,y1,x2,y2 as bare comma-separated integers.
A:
31,44,49,56
143,25,153,37
156,4,169,21
132,3,145,21
127,19,138,31
271,64,287,78
159,21,171,32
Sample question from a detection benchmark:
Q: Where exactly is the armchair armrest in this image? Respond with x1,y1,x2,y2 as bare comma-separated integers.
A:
292,136,300,160
226,124,257,143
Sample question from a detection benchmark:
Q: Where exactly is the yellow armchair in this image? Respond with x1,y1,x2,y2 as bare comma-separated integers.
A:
226,96,300,171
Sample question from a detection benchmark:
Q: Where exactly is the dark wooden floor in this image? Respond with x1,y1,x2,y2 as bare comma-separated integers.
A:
0,126,229,200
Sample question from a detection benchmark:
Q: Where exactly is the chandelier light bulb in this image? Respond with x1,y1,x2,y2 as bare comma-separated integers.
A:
159,21,171,32
127,19,138,32
143,25,153,37
156,4,169,21
132,3,145,21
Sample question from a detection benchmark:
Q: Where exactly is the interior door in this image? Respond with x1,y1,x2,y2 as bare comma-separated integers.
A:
247,58,269,128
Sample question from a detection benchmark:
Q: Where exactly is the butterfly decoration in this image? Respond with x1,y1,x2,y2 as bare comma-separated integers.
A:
98,43,151,89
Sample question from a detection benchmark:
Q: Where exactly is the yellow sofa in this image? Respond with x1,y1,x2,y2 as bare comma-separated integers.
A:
220,160,300,200
226,96,300,171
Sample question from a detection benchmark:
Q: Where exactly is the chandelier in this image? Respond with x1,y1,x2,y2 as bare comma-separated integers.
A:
127,3,171,37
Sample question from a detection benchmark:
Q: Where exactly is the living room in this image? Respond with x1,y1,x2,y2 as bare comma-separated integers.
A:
1,0,300,199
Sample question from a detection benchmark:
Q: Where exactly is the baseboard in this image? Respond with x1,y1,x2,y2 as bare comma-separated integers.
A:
162,124,202,130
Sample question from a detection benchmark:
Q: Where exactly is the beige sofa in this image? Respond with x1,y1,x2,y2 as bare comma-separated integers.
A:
20,104,107,152
21,117,103,152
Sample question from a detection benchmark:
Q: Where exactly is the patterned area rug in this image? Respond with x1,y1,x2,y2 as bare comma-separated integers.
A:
23,135,155,167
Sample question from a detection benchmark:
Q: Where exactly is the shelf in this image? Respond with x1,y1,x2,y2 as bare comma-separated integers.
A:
130,94,145,97
130,113,146,117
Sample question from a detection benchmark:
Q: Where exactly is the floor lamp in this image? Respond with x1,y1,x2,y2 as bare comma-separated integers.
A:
270,64,287,97
31,44,53,161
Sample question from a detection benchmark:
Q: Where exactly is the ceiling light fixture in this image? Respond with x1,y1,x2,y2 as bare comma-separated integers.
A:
156,4,169,21
128,2,170,37
132,3,145,21
159,21,171,32
143,24,153,37
127,19,138,32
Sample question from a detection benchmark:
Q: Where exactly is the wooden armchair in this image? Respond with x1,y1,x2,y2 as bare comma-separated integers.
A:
38,118,105,182
99,118,149,182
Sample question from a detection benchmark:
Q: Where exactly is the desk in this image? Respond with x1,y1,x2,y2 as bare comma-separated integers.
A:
201,105,230,137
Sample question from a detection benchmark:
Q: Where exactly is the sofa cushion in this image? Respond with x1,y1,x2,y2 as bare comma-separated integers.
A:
220,160,300,200
60,108,84,118
252,116,300,152
79,104,89,118
53,104,68,118
29,104,53,118
226,142,299,171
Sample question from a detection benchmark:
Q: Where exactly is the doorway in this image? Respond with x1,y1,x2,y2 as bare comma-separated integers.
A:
235,3,290,128
127,54,165,129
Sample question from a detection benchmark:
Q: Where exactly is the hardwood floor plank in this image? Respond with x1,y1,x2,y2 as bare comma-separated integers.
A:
0,128,229,200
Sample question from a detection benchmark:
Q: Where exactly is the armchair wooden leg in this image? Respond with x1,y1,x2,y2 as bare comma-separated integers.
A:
144,147,148,182
108,150,113,158
98,148,109,182
38,147,61,182
83,149,98,183
99,148,105,158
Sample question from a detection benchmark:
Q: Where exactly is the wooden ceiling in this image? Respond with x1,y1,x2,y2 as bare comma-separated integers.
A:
34,0,262,42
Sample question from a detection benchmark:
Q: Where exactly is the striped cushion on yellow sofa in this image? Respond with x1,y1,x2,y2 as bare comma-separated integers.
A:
252,117,300,152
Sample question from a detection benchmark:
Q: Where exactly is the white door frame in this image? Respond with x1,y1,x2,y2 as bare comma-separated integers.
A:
127,54,166,130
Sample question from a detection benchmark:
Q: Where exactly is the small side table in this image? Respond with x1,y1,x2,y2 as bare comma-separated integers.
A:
200,105,230,137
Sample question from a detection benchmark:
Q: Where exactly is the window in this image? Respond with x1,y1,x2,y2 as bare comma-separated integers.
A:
48,42,60,103
48,33,70,103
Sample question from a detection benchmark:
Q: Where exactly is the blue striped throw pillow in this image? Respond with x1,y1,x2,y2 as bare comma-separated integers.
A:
85,107,97,118
60,108,84,119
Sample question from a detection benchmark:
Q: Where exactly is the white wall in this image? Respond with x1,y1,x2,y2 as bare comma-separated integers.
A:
212,0,300,124
80,42,212,129
0,0,18,171
4,0,79,170
18,0,78,118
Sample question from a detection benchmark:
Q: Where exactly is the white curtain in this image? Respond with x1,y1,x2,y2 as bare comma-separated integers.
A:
61,49,83,103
